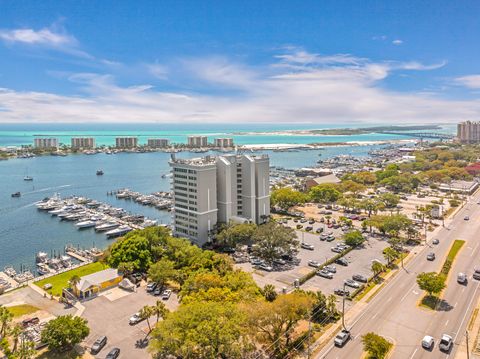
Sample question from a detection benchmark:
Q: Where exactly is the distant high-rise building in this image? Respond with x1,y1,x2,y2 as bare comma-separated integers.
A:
147,138,170,148
34,138,59,149
213,138,234,148
170,154,270,245
71,137,96,149
187,136,208,147
457,121,480,143
115,137,138,148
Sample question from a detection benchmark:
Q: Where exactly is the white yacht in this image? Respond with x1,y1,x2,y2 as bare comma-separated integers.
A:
76,220,96,229
36,252,48,263
95,221,119,232
37,263,51,276
105,225,132,238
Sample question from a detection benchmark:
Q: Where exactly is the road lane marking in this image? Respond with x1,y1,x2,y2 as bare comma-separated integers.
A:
372,313,378,319
454,302,458,307
453,282,480,343
445,319,449,326
387,296,392,303
409,348,418,359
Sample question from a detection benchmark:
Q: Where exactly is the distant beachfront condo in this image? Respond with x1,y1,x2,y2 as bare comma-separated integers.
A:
34,137,59,149
115,137,138,148
457,121,480,143
71,137,96,149
170,154,270,245
187,135,208,147
147,138,170,148
213,138,234,148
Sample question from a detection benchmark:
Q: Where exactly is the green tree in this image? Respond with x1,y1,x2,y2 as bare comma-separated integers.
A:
16,338,36,359
371,261,385,277
252,222,299,264
343,230,365,247
149,301,253,359
271,187,307,212
139,305,154,333
261,284,277,302
0,305,13,338
148,258,177,289
383,247,400,267
151,301,169,324
362,332,393,359
69,275,80,289
9,323,22,353
41,315,89,352
309,183,342,204
106,235,153,272
416,272,446,297
339,180,366,195
215,222,257,248
378,193,400,208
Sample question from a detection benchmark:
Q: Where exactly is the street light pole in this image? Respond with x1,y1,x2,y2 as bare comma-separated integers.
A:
342,282,347,331
466,330,470,359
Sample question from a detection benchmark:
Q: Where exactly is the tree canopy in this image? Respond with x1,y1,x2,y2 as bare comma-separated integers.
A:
41,315,90,352
251,221,298,264
309,183,342,203
417,272,446,297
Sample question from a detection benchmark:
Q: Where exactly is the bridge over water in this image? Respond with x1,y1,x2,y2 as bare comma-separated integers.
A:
379,131,454,140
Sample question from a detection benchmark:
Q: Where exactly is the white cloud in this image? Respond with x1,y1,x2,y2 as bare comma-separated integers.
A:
0,49,477,124
0,27,74,46
455,75,480,89
392,39,403,45
147,63,169,80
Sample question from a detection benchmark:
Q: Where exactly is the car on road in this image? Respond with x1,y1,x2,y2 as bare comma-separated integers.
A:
129,312,142,325
352,274,368,283
457,272,467,284
464,216,470,220
106,347,120,359
474,268,480,280
308,260,321,268
317,270,334,279
427,253,436,261
432,239,439,245
91,336,107,354
344,279,360,288
162,289,172,300
336,258,349,266
258,263,273,272
325,265,336,273
334,288,350,296
146,282,157,292
439,334,453,352
301,242,314,250
422,335,434,350
334,330,351,347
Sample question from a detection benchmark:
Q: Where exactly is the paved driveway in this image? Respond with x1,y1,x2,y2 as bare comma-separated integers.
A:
82,286,178,359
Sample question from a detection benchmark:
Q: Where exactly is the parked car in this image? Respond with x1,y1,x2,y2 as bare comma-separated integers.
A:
344,279,360,288
352,274,368,283
106,347,120,359
21,317,39,328
439,334,453,352
427,253,436,261
334,330,351,347
422,335,434,350
320,234,328,241
162,289,172,300
474,268,480,280
457,272,467,284
308,260,321,268
464,216,470,221
146,282,157,292
273,258,286,266
331,247,343,253
432,239,439,245
301,242,314,250
326,235,335,242
317,270,334,279
334,288,350,296
324,265,337,273
296,224,303,229
153,287,162,296
129,313,142,325
308,220,315,224
316,228,324,234
91,336,107,354
305,226,313,231
336,258,348,266
258,263,273,272
300,218,308,223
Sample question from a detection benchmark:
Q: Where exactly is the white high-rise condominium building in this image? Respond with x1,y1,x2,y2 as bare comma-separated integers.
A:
170,154,270,245
71,137,96,149
187,136,208,147
34,138,59,149
213,138,234,148
457,121,480,143
147,138,170,148
115,137,138,148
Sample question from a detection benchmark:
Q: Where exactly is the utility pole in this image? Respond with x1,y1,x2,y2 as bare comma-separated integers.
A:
466,330,470,359
307,310,312,359
342,282,347,331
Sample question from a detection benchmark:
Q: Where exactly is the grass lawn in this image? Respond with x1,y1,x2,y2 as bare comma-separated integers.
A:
35,262,108,296
7,304,40,317
446,240,465,262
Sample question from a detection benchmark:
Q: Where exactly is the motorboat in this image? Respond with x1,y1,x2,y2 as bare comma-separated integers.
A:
95,221,119,232
4,266,16,277
36,252,48,263
23,176,33,181
105,225,132,238
37,263,51,276
11,192,21,197
96,170,104,176
76,220,96,229
60,255,72,268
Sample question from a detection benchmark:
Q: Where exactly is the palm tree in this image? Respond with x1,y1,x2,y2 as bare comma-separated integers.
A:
139,305,154,333
0,305,13,338
151,301,169,323
371,261,385,278
326,294,338,318
10,323,22,353
261,284,278,302
69,274,81,289
383,247,399,267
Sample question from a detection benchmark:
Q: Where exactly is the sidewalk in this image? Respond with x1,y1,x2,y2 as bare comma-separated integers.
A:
456,296,480,358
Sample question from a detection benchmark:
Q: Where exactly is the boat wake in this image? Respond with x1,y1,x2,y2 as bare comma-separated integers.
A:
23,184,72,195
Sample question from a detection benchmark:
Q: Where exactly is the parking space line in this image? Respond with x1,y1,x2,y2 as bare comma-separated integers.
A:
409,348,418,359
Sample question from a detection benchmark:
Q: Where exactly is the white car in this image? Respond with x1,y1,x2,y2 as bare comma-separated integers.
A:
301,242,314,250
422,335,434,350
457,272,467,284
439,334,453,352
308,260,321,268
162,289,172,300
129,313,142,325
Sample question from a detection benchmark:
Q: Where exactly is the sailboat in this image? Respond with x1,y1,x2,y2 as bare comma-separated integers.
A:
23,168,33,181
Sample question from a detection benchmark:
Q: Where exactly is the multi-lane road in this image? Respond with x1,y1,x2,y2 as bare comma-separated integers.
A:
317,191,480,359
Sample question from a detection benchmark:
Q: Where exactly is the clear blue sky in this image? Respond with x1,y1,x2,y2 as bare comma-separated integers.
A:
0,0,479,124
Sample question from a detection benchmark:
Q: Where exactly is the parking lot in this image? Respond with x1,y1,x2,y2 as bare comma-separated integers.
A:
236,216,389,305
82,284,179,359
